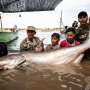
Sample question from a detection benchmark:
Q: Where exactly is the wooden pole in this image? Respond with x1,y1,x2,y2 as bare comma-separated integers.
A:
0,14,3,32
60,11,62,33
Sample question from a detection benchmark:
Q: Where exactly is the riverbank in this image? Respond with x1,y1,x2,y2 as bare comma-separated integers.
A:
0,27,64,32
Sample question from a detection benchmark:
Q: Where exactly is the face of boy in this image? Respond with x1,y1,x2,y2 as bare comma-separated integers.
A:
78,16,88,26
51,36,59,46
27,30,36,40
66,32,75,44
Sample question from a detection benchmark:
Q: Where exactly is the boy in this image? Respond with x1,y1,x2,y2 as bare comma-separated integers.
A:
60,27,80,48
46,33,60,51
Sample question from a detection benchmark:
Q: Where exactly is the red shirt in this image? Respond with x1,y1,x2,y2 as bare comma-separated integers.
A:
60,40,80,48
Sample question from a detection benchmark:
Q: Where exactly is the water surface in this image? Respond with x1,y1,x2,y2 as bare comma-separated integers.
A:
0,63,90,90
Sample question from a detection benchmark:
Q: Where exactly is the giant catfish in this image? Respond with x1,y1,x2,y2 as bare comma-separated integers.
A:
0,32,90,69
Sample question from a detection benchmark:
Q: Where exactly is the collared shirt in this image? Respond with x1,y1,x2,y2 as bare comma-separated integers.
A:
75,25,90,43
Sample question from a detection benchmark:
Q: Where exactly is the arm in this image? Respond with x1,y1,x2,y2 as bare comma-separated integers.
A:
35,37,44,52
20,38,29,51
45,44,52,51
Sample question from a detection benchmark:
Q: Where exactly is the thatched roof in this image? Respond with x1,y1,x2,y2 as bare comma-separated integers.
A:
0,0,62,12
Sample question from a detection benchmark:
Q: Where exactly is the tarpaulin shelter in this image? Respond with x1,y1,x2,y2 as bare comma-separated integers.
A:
0,0,62,12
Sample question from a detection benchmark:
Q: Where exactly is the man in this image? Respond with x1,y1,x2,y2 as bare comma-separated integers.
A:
20,26,44,52
75,11,90,59
60,27,80,48
75,11,90,43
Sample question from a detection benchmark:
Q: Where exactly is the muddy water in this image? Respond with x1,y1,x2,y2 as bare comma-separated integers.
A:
0,61,90,90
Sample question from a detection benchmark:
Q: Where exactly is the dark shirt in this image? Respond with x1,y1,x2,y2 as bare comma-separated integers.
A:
0,42,8,57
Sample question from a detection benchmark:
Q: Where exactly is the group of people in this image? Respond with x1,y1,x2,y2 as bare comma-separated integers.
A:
20,11,90,52
0,11,90,57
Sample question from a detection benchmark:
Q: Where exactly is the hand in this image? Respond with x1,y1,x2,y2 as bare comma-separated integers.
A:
23,44,28,48
35,47,44,52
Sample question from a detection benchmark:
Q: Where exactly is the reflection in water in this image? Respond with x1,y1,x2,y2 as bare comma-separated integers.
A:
0,63,90,90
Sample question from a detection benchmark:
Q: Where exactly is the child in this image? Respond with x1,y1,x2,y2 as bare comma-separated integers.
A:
60,27,80,48
46,33,60,51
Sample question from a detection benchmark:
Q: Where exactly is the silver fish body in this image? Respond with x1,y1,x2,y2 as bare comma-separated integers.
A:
0,32,90,69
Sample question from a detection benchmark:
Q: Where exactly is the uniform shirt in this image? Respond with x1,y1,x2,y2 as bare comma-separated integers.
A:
20,37,42,51
75,25,89,43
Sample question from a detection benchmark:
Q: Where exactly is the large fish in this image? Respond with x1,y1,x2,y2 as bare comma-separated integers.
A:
0,54,26,70
22,31,90,64
0,32,90,69
22,40,89,64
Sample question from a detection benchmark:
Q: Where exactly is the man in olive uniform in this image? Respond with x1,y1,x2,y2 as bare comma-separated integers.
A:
75,11,90,44
75,11,90,59
20,26,44,52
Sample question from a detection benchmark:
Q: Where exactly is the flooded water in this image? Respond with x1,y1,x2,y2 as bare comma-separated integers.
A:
0,31,90,90
0,63,90,90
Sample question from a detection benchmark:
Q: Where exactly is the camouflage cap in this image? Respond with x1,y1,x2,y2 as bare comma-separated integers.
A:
27,26,36,32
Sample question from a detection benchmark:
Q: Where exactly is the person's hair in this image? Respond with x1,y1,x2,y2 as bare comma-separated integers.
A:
78,11,88,18
65,27,76,35
51,33,60,39
65,26,68,29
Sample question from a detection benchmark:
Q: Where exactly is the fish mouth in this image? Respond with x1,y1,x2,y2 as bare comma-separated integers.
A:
0,55,26,70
